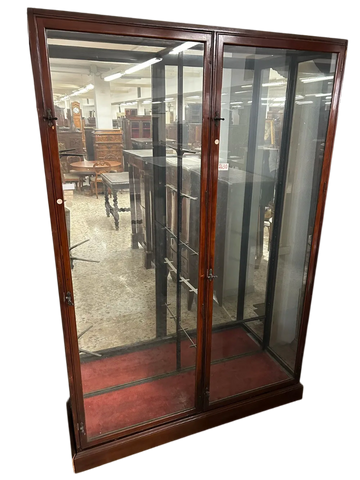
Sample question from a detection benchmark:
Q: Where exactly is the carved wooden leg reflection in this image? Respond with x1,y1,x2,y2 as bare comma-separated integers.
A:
128,164,139,248
113,189,120,230
104,185,111,217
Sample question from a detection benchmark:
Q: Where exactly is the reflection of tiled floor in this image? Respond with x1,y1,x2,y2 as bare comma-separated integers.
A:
67,191,269,353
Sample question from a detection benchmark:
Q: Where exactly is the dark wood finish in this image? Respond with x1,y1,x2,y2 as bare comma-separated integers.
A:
71,383,303,473
27,6,346,472
93,129,123,169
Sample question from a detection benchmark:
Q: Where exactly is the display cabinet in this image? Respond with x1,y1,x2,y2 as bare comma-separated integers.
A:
28,8,346,473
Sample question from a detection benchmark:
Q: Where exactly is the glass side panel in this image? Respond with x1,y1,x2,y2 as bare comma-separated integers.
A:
269,56,337,370
46,30,204,438
209,44,337,404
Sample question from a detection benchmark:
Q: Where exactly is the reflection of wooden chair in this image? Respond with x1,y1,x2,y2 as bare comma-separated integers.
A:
60,155,84,190
90,161,112,198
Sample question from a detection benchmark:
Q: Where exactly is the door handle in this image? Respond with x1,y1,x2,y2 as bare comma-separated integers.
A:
207,268,218,281
43,108,58,127
213,115,225,126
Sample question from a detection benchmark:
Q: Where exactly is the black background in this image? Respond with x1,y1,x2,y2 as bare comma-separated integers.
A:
21,6,359,479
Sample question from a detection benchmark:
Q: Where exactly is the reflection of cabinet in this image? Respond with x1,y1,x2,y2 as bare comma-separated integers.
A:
57,130,83,154
121,116,152,148
92,129,123,171
185,103,202,123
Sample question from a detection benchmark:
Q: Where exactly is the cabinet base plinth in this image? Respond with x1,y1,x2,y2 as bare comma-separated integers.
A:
72,382,306,475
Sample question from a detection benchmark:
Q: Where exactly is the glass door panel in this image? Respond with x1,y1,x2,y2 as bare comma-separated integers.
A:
209,43,337,404
46,30,204,438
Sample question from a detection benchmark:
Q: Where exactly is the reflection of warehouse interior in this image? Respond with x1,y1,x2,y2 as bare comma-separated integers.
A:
48,30,336,439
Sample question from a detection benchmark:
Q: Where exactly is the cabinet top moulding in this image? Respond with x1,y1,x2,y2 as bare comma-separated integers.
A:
27,8,347,51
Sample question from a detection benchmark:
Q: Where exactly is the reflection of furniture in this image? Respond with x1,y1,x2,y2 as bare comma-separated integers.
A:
101,172,130,230
90,161,112,198
131,138,153,149
124,149,176,267
185,103,202,123
125,148,271,311
84,127,95,160
69,160,122,173
92,129,123,169
58,143,84,189
57,130,83,154
121,116,151,149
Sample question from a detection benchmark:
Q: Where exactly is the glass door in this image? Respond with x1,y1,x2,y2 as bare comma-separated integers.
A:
44,28,209,441
207,38,337,405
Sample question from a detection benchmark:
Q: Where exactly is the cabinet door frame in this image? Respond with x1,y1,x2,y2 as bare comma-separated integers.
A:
202,31,346,410
28,8,213,450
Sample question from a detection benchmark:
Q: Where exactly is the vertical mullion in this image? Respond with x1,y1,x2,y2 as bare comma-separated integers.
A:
201,33,224,409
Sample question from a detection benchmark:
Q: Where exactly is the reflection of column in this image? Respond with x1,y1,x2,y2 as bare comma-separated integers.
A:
93,74,113,129
271,63,324,346
219,69,231,162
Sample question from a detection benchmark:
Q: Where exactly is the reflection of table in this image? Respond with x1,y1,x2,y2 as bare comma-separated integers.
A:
101,172,130,230
69,160,122,173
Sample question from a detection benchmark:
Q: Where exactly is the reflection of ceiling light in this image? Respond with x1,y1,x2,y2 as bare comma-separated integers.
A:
241,85,252,88
164,98,174,102
296,100,313,105
58,84,94,102
104,58,162,81
169,42,200,54
234,91,249,94
104,72,123,82
296,95,305,100
187,95,200,99
125,57,162,75
300,75,334,83
230,101,243,104
325,101,331,105
305,93,333,98
262,81,286,87
70,83,94,95
142,100,151,104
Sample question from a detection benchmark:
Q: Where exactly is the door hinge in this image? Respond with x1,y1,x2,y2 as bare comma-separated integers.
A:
207,268,218,281
77,422,85,435
65,291,74,306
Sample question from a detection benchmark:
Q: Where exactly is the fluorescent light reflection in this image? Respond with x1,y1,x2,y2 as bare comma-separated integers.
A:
104,57,162,81
169,42,200,54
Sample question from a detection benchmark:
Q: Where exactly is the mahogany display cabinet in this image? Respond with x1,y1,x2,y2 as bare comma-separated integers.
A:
27,8,347,473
